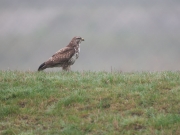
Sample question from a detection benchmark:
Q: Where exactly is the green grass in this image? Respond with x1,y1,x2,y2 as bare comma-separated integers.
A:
0,70,180,135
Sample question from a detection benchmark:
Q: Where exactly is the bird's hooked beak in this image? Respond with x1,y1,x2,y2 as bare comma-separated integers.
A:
81,38,85,41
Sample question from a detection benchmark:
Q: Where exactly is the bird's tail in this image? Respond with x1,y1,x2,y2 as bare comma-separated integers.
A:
38,62,46,71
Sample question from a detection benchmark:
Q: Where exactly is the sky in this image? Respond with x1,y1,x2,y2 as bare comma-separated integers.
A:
0,0,180,72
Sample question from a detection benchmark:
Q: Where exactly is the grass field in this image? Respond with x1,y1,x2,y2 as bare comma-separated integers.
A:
0,70,180,135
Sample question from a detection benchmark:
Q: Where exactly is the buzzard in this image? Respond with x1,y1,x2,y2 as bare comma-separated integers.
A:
38,36,84,71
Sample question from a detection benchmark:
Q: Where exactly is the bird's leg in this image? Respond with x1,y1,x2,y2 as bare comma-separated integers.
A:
62,66,71,71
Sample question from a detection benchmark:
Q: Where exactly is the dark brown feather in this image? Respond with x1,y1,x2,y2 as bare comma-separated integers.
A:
46,47,75,65
38,36,84,71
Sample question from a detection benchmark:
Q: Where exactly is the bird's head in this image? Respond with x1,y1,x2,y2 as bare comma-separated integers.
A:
70,36,84,46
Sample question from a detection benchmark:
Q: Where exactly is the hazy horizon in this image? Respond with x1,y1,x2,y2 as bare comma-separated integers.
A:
0,0,180,72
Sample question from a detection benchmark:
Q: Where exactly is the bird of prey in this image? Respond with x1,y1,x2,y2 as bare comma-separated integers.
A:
38,36,84,71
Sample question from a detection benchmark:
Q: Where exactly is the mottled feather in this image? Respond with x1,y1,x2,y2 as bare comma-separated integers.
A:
38,36,84,71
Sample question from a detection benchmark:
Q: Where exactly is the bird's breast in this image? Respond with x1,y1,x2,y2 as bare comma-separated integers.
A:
69,54,77,65
78,44,80,52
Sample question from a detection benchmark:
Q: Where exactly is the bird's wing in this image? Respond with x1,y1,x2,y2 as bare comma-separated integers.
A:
45,47,75,65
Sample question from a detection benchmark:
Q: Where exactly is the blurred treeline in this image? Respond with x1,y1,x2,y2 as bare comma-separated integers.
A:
0,0,180,71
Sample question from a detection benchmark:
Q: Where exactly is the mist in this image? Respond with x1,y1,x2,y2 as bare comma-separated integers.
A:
0,0,180,72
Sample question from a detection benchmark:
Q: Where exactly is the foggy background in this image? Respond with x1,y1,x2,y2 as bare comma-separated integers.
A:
0,0,180,72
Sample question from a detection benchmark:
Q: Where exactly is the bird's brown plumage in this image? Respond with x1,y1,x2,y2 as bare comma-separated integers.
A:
38,36,84,71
